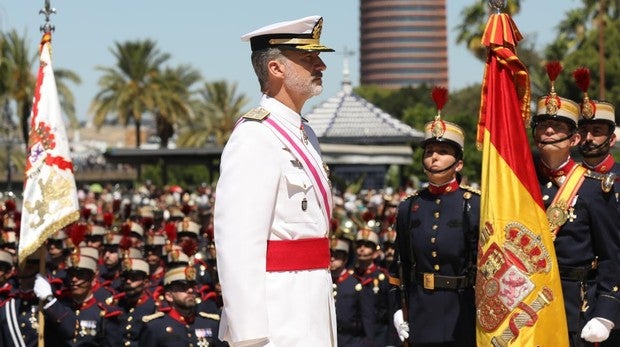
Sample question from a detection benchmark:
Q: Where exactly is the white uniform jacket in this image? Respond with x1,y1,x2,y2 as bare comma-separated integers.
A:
215,95,337,347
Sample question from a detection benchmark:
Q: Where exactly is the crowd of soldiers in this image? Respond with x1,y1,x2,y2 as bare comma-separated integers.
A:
0,182,410,346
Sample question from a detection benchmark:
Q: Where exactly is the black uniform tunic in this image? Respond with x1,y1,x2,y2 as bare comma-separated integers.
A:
392,181,480,345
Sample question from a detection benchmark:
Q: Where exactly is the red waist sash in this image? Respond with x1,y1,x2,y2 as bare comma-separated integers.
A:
266,238,330,272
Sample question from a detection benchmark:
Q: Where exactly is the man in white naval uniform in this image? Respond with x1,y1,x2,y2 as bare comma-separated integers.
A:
214,15,337,347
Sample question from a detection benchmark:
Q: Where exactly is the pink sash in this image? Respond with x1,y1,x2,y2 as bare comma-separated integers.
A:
264,118,333,224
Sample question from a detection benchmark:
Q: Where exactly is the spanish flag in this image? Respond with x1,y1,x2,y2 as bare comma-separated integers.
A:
475,10,568,347
18,31,79,267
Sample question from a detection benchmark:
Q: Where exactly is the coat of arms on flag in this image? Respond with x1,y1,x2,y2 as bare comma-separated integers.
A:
477,222,556,344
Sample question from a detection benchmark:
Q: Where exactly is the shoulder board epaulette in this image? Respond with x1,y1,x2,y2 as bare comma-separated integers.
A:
104,310,122,319
403,191,419,200
142,311,165,323
460,184,481,198
584,170,615,193
199,312,220,321
242,107,270,121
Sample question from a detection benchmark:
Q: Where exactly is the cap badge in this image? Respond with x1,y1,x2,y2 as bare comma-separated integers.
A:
430,118,446,138
122,258,133,272
545,95,560,116
312,17,323,39
581,100,595,120
185,266,196,281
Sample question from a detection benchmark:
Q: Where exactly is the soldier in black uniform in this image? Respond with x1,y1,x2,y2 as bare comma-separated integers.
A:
532,65,620,346
139,263,227,346
34,247,121,346
0,253,40,346
99,232,123,292
353,228,392,347
102,257,156,347
575,87,620,201
573,69,620,346
330,238,375,346
389,102,480,346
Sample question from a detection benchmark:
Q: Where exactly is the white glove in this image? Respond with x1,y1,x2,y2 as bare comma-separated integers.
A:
581,317,614,342
34,274,53,300
393,309,410,342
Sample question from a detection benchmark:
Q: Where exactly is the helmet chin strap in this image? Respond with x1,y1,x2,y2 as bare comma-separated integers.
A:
534,133,572,145
580,135,612,158
423,159,458,174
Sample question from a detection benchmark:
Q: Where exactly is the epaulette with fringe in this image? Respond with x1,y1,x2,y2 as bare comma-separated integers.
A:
460,184,481,196
403,191,419,201
142,311,165,323
199,312,220,321
242,107,270,121
584,170,615,193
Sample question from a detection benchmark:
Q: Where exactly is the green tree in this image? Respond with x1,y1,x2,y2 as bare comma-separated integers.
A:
152,64,202,148
544,18,620,124
176,80,249,147
91,39,171,148
455,0,522,62
0,30,80,149
355,84,484,184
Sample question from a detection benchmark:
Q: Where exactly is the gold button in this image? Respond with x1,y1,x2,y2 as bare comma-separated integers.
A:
128,316,133,322
129,308,134,313
435,199,441,205
124,342,131,346
21,323,25,327
166,327,173,333
433,212,439,218
431,251,437,257
432,225,438,230
434,264,440,270
431,237,436,244
126,325,132,330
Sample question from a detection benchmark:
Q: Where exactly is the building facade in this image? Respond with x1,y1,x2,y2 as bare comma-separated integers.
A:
360,0,448,89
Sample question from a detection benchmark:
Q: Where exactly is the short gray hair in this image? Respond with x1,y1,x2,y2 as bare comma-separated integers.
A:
251,48,284,92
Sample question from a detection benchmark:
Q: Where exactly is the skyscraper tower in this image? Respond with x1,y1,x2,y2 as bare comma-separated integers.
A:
360,0,448,89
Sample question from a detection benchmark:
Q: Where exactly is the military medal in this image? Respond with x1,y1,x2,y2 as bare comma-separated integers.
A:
322,162,330,177
300,124,309,145
546,200,569,232
29,305,39,330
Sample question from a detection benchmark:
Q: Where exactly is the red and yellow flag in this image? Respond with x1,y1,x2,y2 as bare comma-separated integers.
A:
475,11,568,346
18,32,79,266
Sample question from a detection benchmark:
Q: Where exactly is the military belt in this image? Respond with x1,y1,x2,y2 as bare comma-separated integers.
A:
559,265,596,282
416,272,470,291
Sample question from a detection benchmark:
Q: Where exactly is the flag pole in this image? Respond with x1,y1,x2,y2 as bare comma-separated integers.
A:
36,2,56,347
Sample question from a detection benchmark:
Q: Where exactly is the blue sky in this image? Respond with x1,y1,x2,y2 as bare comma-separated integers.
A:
0,1,579,123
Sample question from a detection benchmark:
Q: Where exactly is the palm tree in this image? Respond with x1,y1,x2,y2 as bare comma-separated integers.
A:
90,39,171,148
177,80,249,147
1,30,37,147
548,0,620,99
0,30,80,149
152,64,202,148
